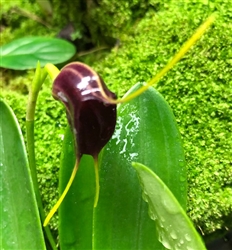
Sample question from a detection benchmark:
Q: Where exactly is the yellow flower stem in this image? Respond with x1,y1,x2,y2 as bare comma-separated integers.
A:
43,160,79,226
93,157,100,207
107,14,216,104
44,63,60,81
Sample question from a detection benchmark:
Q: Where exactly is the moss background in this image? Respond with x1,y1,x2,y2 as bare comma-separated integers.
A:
1,0,231,243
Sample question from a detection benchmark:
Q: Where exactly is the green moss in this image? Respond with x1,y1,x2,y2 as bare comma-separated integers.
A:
0,0,58,46
50,0,170,45
32,80,67,232
86,0,160,40
89,1,232,237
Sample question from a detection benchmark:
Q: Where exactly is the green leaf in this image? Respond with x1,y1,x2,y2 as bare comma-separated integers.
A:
132,162,206,250
59,126,95,250
0,36,76,70
0,99,46,249
93,83,187,249
58,83,186,249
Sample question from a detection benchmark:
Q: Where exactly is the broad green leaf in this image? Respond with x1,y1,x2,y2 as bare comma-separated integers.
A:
132,162,206,250
93,83,187,249
58,83,186,249
59,126,95,250
0,99,46,249
0,36,76,70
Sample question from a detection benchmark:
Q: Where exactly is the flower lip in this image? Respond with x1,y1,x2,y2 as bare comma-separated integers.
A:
52,62,117,159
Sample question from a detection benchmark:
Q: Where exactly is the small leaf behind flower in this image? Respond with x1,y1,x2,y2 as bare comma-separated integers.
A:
0,37,76,70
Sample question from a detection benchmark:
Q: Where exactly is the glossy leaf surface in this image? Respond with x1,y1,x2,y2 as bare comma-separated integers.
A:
0,99,46,249
133,162,206,250
0,37,76,70
93,83,187,249
59,83,186,249
59,126,95,250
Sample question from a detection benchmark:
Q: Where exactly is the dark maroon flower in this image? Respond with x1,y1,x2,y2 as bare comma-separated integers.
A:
52,62,117,160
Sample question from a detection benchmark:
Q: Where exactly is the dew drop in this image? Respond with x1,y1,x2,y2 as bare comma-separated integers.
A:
170,231,177,240
160,216,165,223
119,139,127,154
162,199,179,214
158,233,172,250
178,159,185,167
2,220,7,229
148,207,157,221
159,222,164,228
142,191,148,202
186,246,194,250
179,175,186,182
175,242,182,249
59,134,65,140
174,237,185,249
129,152,138,160
180,186,185,191
185,233,191,242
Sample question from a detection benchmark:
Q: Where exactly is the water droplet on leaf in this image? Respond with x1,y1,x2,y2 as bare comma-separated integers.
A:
162,199,179,214
185,233,191,242
148,207,157,221
142,191,148,202
170,231,178,240
179,175,186,182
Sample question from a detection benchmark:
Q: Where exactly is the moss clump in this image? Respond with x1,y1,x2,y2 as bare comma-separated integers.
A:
85,0,167,41
0,0,168,48
89,1,232,238
50,0,170,45
0,0,58,46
